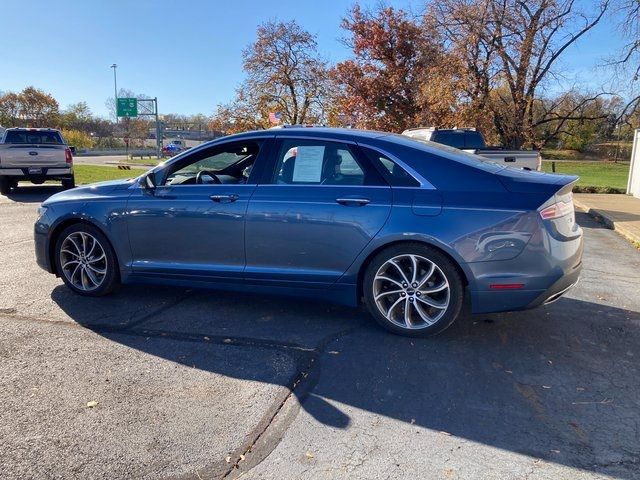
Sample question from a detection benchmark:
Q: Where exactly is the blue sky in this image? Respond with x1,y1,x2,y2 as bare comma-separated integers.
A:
0,0,626,118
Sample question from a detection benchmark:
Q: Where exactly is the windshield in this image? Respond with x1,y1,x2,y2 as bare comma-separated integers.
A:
5,130,64,145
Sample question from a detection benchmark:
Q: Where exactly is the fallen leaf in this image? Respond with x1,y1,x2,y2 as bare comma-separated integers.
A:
239,454,245,461
305,451,314,459
86,401,99,408
225,456,231,463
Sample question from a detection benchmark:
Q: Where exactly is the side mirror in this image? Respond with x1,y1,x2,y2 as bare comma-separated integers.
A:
68,146,76,155
143,171,157,190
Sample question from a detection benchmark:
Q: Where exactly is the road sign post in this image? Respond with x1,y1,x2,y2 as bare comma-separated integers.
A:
116,98,138,118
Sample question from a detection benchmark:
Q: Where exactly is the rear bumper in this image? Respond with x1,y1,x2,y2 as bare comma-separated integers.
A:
468,223,583,314
0,167,73,180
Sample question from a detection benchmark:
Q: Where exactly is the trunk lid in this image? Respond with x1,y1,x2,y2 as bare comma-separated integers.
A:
496,167,578,195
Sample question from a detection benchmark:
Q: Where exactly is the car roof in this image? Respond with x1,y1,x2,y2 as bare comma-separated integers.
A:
225,127,389,142
6,127,60,131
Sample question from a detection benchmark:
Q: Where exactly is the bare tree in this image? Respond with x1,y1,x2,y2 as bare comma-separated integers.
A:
607,0,640,123
212,20,328,133
429,0,610,148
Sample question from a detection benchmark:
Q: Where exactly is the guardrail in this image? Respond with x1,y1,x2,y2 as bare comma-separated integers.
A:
76,149,157,157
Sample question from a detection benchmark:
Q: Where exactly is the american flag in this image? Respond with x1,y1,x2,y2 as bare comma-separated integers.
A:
268,112,282,125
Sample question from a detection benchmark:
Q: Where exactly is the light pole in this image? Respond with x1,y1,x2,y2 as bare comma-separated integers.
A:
110,64,118,124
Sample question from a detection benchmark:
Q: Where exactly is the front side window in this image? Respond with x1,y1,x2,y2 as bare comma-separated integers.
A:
163,141,261,186
272,139,375,186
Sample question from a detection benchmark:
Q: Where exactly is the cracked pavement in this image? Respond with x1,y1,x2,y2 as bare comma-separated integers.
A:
1,185,639,479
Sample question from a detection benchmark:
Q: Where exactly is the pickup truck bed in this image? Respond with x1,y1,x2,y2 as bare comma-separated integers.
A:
473,149,541,170
402,128,541,171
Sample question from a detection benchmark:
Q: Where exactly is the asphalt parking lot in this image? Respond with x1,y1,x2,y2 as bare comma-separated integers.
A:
1,185,639,480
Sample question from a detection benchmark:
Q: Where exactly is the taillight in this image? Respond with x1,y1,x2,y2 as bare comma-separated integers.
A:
540,200,574,220
65,147,73,165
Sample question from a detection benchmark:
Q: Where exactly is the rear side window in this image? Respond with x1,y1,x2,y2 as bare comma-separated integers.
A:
272,139,383,186
5,130,64,145
361,147,420,187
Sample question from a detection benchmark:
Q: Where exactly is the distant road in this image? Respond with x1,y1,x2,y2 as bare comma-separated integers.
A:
74,155,158,167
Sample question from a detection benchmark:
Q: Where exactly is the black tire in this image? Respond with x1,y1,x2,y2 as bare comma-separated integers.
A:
363,243,464,337
0,177,10,195
62,176,76,190
54,223,119,296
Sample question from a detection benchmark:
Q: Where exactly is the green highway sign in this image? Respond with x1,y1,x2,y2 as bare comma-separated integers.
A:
117,98,138,117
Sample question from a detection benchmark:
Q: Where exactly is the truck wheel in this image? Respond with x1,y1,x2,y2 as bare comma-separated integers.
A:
0,177,11,195
62,176,76,190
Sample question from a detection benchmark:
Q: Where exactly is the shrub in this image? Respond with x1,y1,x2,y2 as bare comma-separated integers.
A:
61,129,94,149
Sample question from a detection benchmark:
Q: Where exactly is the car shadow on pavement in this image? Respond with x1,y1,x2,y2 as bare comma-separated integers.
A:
4,185,64,203
51,284,640,477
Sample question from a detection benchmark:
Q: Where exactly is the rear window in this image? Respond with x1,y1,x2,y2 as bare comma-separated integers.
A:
430,130,485,149
430,130,466,149
4,130,64,145
464,131,486,149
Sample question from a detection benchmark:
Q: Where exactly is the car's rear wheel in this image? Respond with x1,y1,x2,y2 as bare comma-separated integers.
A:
0,177,10,195
363,243,464,337
62,176,76,190
54,224,118,296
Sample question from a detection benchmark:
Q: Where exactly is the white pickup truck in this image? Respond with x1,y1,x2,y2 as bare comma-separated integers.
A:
402,127,542,171
0,128,75,194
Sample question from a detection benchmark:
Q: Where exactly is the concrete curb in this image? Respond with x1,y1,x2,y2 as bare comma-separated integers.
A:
574,198,640,248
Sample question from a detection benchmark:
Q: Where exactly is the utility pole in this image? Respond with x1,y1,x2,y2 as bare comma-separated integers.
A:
110,64,118,124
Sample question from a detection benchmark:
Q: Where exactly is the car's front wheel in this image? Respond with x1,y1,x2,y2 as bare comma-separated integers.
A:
363,243,464,337
54,224,119,296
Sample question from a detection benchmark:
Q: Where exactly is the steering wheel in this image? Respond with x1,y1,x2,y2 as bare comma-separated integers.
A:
196,170,221,184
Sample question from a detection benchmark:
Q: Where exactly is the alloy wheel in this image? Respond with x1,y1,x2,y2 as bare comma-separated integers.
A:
59,232,108,291
373,254,450,329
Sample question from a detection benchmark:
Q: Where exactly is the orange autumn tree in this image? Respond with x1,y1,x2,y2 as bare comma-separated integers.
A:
330,5,454,132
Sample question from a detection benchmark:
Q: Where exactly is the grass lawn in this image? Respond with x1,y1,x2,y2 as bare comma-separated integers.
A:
541,160,629,191
74,165,149,185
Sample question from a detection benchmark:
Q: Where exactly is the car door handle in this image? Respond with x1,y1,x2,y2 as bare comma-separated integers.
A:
210,194,239,203
336,197,370,206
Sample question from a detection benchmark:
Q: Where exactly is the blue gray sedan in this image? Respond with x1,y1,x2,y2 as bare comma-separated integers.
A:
34,128,583,336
